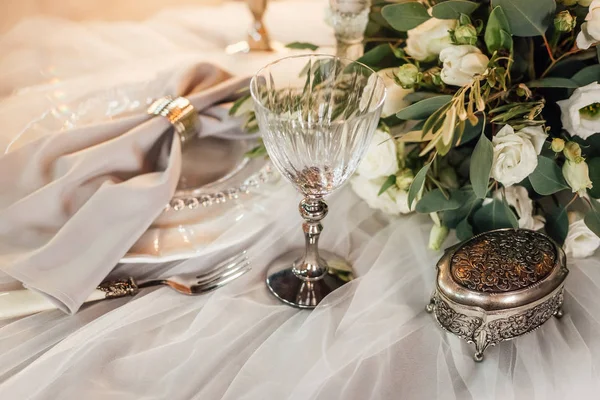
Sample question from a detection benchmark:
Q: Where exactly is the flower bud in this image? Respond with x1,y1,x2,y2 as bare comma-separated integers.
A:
428,224,450,251
563,160,593,196
554,11,577,33
395,168,415,191
395,64,420,89
453,24,478,46
516,84,532,98
563,141,584,163
424,67,443,86
551,138,566,153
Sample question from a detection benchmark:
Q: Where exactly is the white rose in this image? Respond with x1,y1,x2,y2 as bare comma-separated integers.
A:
439,45,490,87
557,82,600,139
563,160,593,196
377,68,414,118
492,186,545,230
405,17,457,61
350,175,414,215
491,125,548,187
356,129,399,179
564,212,600,258
359,73,385,113
576,0,600,49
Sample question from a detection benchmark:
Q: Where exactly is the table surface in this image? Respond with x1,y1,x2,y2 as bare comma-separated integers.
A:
1,2,600,399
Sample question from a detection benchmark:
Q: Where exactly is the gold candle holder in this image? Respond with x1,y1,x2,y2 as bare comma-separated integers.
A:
226,0,273,54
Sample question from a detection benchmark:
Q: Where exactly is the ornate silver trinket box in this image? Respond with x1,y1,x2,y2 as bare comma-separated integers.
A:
426,229,568,362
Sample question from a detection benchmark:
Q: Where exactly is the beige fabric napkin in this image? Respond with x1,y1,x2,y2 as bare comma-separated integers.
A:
0,63,250,313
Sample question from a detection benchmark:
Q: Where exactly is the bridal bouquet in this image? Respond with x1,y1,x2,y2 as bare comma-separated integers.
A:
347,0,600,257
237,0,600,258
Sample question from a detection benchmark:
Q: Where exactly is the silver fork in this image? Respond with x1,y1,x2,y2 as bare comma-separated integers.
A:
98,251,251,298
0,251,251,320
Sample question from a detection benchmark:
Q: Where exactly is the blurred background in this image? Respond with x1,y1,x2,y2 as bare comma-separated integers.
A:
1,0,225,33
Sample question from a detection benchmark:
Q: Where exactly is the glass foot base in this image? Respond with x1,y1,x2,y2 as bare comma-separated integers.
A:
225,40,284,55
265,249,354,309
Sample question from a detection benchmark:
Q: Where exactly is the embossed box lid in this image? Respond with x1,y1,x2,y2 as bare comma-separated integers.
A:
436,229,568,311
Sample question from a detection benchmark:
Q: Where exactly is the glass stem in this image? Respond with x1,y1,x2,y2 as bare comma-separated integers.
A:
335,40,364,60
293,197,329,281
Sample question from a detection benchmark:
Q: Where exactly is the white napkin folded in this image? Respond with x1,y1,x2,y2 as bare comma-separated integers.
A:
0,63,250,313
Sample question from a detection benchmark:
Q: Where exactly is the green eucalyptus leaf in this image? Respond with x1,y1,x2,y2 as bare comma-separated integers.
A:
589,158,600,198
472,198,518,232
529,156,570,195
356,44,394,71
456,218,474,241
408,162,430,208
442,187,480,228
527,78,579,88
499,30,514,52
457,118,484,146
502,197,519,228
545,206,569,245
378,175,397,196
585,201,600,238
485,6,512,53
491,0,556,37
571,65,600,87
382,2,431,32
470,133,493,198
431,0,479,19
285,42,319,51
403,92,445,103
416,189,464,214
396,95,453,120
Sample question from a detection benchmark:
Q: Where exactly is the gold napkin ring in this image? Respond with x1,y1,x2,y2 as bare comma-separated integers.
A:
147,96,198,146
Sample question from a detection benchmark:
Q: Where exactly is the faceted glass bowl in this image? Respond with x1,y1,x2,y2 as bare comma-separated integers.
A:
250,54,386,198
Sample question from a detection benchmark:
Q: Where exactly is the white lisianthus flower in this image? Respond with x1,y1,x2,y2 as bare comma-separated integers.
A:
557,82,600,139
491,125,548,187
405,17,457,61
350,175,413,215
563,160,593,196
439,45,490,87
576,0,600,49
377,68,414,118
356,129,399,179
564,212,600,258
493,186,545,230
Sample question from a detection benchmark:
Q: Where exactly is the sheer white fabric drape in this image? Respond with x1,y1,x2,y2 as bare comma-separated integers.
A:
1,2,600,399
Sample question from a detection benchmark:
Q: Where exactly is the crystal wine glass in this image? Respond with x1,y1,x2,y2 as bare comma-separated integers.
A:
250,54,386,308
329,0,371,60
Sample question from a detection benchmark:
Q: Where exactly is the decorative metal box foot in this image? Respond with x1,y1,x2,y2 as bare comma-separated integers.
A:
427,229,568,362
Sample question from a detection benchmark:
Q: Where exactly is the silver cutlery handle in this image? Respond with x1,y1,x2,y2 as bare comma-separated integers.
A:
96,277,140,298
0,278,140,320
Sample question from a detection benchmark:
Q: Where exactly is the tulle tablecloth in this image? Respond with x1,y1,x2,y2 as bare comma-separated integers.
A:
2,1,600,399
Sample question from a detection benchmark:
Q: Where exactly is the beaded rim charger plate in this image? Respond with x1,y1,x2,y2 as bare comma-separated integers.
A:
427,229,569,361
122,137,280,263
